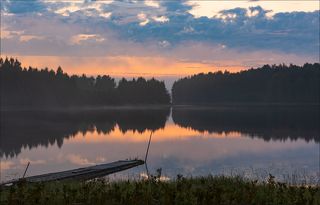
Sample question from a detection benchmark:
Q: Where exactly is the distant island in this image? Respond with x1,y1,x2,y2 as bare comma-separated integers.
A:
1,57,319,107
172,63,319,104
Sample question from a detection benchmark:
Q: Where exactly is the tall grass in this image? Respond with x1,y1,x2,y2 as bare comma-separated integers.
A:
1,175,319,205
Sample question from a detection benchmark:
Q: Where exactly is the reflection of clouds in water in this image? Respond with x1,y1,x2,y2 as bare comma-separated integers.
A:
4,127,315,167
66,154,96,166
0,161,15,170
1,136,317,183
0,161,22,182
20,158,46,165
139,144,319,184
0,107,318,183
96,156,107,163
65,154,108,166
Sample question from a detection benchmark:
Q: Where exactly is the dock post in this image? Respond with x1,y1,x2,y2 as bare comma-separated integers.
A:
22,162,30,178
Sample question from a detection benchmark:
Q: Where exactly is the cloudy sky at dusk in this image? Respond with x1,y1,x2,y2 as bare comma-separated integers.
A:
1,0,319,84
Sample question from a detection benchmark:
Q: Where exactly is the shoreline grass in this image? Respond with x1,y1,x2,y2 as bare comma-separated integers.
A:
1,175,319,205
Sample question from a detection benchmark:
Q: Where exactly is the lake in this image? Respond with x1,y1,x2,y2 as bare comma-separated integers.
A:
1,105,319,184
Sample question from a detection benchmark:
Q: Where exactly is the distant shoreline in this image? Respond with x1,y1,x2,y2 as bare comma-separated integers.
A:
0,104,172,112
1,102,319,112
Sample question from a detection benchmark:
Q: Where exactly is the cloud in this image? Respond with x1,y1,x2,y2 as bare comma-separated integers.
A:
1,0,319,73
137,12,149,26
116,6,319,55
188,1,319,18
0,26,24,40
99,12,111,18
50,1,113,17
19,35,45,42
70,34,105,45
152,15,169,23
145,0,160,8
161,0,192,13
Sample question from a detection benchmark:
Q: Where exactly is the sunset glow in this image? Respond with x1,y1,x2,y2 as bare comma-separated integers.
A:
1,0,318,81
0,55,248,77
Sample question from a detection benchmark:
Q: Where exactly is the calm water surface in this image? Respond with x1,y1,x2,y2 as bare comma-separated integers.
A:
1,105,319,184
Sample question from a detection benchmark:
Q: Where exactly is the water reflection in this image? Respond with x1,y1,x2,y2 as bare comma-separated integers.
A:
0,107,170,158
0,106,319,184
173,105,319,142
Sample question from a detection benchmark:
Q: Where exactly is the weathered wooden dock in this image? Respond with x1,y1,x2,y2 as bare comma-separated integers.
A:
1,160,144,186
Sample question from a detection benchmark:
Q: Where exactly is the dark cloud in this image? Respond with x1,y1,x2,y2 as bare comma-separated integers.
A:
1,0,319,56
161,0,192,12
110,4,319,55
1,0,46,13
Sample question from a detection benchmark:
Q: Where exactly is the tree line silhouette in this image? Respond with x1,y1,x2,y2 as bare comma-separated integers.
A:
172,63,320,104
0,58,170,107
1,57,319,107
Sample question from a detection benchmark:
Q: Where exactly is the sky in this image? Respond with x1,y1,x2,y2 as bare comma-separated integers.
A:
1,0,319,85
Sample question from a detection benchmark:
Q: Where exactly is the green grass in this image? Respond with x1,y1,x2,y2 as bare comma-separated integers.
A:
1,175,319,205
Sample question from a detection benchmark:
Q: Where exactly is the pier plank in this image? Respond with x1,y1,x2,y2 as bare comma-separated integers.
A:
1,160,144,186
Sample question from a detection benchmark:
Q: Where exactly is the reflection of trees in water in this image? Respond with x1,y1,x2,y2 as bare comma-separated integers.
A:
2,106,318,158
0,108,170,158
172,105,319,142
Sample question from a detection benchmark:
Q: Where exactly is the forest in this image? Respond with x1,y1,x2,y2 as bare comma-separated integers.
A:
1,58,320,107
172,63,320,104
0,58,170,107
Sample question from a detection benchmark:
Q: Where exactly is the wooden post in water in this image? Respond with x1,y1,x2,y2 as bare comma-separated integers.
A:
145,132,153,178
22,162,30,178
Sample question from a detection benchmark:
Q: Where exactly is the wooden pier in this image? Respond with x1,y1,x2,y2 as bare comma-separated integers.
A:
1,160,144,186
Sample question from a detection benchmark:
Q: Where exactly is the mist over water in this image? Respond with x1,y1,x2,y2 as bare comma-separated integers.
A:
1,105,319,184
